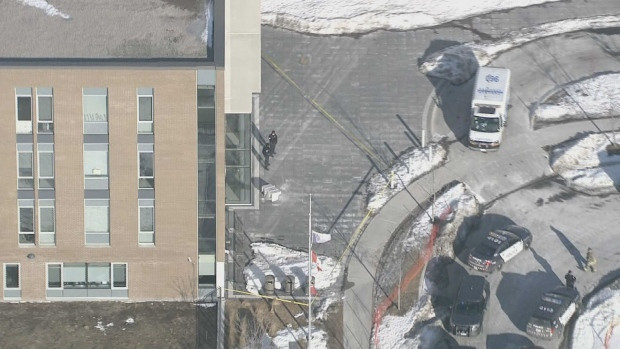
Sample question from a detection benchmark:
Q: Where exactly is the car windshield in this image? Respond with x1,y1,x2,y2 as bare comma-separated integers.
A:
455,301,482,314
470,115,500,132
474,243,496,258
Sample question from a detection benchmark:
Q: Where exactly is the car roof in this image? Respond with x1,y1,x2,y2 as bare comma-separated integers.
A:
483,230,513,247
532,286,579,320
457,275,487,302
500,225,531,240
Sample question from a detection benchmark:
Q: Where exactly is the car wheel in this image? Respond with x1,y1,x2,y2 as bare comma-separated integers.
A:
496,262,503,272
524,240,531,249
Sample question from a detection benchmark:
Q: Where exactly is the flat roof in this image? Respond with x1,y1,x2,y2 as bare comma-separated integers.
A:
0,0,211,60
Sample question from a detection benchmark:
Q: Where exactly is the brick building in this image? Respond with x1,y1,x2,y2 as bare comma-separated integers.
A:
0,0,260,301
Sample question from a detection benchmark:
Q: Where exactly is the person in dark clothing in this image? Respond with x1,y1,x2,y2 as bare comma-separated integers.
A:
268,130,278,155
565,270,576,289
262,143,272,169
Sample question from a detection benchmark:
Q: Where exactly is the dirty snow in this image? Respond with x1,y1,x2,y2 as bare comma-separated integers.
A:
571,284,620,349
262,0,559,35
367,143,447,212
270,326,328,348
94,321,114,334
124,317,135,324
419,16,620,84
202,0,213,48
534,73,620,122
549,132,620,195
243,242,341,295
19,0,70,19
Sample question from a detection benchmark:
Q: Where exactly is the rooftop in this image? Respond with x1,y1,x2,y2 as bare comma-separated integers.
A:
0,0,212,60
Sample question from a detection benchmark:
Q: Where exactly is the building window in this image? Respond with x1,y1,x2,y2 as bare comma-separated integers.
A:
83,88,108,134
54,263,126,290
138,144,154,189
37,88,54,134
47,263,62,289
16,88,32,134
39,200,55,245
38,144,55,189
138,89,153,134
18,200,35,245
17,144,34,189
225,113,252,204
4,264,20,289
84,144,109,190
112,263,128,289
138,200,154,244
84,200,109,245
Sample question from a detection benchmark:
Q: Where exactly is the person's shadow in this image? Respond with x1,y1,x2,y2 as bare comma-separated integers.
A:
549,225,586,270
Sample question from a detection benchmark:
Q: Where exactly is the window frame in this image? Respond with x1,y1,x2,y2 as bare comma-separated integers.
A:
137,89,154,134
37,143,55,189
138,144,154,189
4,263,21,290
84,199,110,246
17,144,34,189
16,88,33,134
46,262,63,289
36,89,54,133
38,199,56,246
111,263,128,290
83,143,109,190
138,200,155,245
82,88,108,134
18,200,35,245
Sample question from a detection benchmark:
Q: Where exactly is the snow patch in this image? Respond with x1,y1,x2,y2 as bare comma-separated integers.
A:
270,326,328,348
367,143,447,212
549,132,620,195
571,285,620,349
534,73,620,122
20,0,70,19
261,0,560,35
419,16,620,84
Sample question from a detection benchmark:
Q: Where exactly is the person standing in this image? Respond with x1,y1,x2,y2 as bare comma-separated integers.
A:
262,142,272,169
268,130,278,155
585,248,597,272
565,270,576,289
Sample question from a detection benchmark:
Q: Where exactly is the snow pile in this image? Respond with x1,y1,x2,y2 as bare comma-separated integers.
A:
244,243,342,296
534,73,620,123
261,0,559,35
95,321,114,334
270,326,328,348
367,143,448,212
571,285,620,349
419,16,620,84
19,0,70,19
549,132,620,195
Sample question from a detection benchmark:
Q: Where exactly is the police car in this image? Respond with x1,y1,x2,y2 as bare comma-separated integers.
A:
526,286,580,339
467,225,532,272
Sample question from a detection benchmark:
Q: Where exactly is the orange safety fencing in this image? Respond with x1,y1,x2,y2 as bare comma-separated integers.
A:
605,317,620,349
373,205,453,348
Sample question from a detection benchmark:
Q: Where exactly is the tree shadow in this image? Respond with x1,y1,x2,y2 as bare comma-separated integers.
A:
549,225,586,270
419,40,480,147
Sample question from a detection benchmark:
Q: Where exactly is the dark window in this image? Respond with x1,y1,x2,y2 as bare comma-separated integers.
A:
17,97,32,121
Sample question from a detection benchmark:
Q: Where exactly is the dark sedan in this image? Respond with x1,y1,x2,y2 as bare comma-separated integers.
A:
468,225,533,272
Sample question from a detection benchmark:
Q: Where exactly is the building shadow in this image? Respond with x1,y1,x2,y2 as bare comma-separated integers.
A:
549,225,586,270
419,40,480,147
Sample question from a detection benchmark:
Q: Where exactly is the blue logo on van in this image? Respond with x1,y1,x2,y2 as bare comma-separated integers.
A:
485,74,499,83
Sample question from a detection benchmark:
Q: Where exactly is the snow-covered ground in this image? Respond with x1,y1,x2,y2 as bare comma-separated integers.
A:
261,0,560,35
571,281,620,349
243,243,342,348
549,132,620,195
534,74,620,123
367,143,447,212
19,0,70,19
375,183,481,348
419,16,620,84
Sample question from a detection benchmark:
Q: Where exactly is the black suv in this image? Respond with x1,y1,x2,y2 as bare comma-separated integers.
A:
468,225,533,272
526,286,580,339
449,275,490,337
